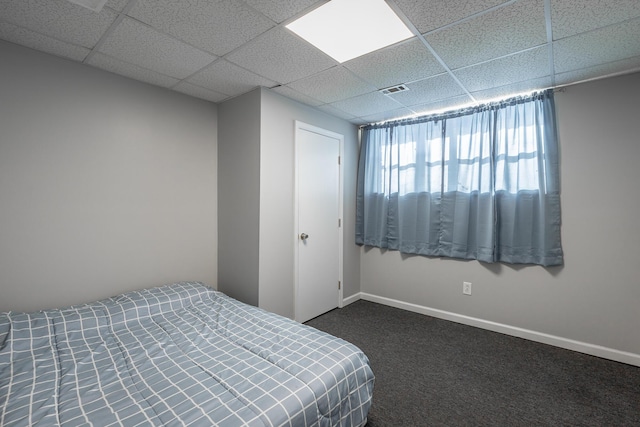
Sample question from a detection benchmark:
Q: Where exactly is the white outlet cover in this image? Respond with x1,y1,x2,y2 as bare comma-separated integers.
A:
463,281,472,295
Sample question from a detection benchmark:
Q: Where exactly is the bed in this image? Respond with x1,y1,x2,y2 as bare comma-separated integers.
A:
0,282,374,426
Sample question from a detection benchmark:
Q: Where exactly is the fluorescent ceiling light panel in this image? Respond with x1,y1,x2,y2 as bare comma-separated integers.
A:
286,0,414,63
67,0,109,12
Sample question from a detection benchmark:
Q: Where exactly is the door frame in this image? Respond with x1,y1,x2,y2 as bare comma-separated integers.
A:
293,121,344,322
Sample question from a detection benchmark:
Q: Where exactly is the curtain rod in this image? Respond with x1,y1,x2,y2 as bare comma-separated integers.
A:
361,67,640,129
362,88,554,130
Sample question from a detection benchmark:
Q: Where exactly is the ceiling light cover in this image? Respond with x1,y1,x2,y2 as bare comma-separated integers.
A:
286,0,414,63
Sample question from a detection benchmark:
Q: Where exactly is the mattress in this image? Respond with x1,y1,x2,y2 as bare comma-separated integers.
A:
0,282,374,426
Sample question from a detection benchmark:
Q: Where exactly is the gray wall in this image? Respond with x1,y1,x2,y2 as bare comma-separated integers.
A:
0,41,218,312
360,72,640,360
216,88,359,319
217,90,261,306
258,88,360,318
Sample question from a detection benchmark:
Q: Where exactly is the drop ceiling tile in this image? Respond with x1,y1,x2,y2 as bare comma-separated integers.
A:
286,66,376,103
0,0,118,48
551,0,640,40
105,0,129,12
173,82,229,103
555,55,640,86
328,91,404,117
425,0,547,70
388,73,468,107
243,0,324,24
186,60,277,97
409,94,474,116
553,18,640,74
394,0,509,33
127,0,274,56
316,104,358,121
86,52,179,87
349,118,369,126
0,22,90,61
454,46,550,92
271,85,324,107
359,107,416,125
470,76,553,103
344,38,445,89
226,27,336,84
98,17,216,79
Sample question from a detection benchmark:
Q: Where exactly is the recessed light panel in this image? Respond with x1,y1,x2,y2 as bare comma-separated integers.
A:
286,0,414,63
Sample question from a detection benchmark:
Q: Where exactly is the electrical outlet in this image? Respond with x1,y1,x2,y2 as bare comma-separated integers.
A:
463,281,472,295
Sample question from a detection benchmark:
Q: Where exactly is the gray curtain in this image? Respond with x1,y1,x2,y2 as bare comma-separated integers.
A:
356,90,563,266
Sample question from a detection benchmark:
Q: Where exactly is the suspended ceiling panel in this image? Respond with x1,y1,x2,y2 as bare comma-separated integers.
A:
1,0,639,125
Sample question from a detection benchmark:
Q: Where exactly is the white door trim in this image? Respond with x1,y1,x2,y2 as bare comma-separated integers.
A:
293,121,344,322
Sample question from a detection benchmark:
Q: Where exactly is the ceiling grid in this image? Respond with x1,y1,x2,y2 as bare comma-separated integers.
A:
0,0,639,124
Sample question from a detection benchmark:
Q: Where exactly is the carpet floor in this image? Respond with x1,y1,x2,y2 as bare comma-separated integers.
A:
305,300,640,426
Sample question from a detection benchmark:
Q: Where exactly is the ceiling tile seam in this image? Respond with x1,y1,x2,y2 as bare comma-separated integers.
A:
544,0,556,87
386,0,475,102
168,57,227,92
83,13,125,64
83,0,139,64
448,44,549,73
554,54,640,83
169,20,301,90
276,1,333,28
339,45,429,92
170,56,284,94
590,57,640,75
113,15,223,60
280,65,341,89
212,24,278,59
555,64,640,90
321,102,372,121
235,0,279,26
174,84,230,101
275,84,328,105
285,65,380,103
320,83,410,111
344,68,390,93
217,3,350,68
317,104,358,120
87,50,183,82
170,78,230,98
416,0,520,37
0,19,94,56
117,0,139,15
218,26,281,60
336,81,416,108
380,94,408,111
551,14,640,43
298,34,420,93
219,25,338,85
391,71,449,87
235,0,329,27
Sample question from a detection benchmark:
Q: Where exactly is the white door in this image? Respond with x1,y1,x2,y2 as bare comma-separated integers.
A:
295,122,343,323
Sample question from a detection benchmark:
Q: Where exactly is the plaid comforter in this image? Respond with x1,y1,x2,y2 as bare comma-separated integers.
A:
0,282,374,426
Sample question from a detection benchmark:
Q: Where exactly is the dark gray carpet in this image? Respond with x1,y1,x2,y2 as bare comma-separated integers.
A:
305,300,640,427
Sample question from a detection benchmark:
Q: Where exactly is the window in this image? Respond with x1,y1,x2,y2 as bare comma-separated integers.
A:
356,90,563,266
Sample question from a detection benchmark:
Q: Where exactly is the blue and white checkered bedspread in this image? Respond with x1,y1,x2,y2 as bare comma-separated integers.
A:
0,282,374,426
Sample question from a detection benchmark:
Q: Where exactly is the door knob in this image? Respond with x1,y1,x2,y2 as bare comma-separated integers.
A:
300,233,309,240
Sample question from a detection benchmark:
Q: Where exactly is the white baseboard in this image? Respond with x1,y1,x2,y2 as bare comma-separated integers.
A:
342,292,361,307
344,292,640,367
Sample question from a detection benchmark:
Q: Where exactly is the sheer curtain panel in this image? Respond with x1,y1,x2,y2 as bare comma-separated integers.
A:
356,90,563,266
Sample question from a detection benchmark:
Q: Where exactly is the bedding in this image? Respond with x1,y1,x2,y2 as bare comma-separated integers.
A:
0,282,374,426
